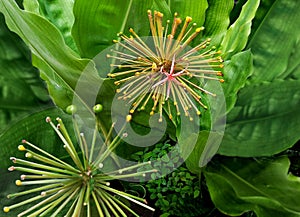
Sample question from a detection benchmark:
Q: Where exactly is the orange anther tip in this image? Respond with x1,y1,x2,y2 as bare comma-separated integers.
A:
175,18,182,24
186,16,192,22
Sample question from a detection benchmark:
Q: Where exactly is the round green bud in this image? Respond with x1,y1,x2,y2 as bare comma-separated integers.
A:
93,104,103,113
66,105,77,114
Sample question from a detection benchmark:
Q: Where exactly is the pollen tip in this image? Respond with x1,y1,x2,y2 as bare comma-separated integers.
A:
150,111,154,116
158,118,163,122
15,180,22,186
8,166,15,171
189,117,193,121
106,182,110,186
112,39,118,43
10,157,16,162
126,114,132,122
45,117,51,123
197,111,201,115
21,175,26,180
186,16,192,22
219,64,224,68
129,28,134,33
129,109,135,114
18,145,26,151
196,27,204,33
169,114,173,120
25,152,33,158
147,10,152,14
21,139,27,144
175,18,182,24
157,12,163,17
219,79,225,83
99,163,104,169
217,72,223,76
3,207,10,213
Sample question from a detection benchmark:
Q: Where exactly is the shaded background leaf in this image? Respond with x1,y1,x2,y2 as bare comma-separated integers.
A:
247,0,300,82
0,14,50,133
205,156,300,217
218,80,300,157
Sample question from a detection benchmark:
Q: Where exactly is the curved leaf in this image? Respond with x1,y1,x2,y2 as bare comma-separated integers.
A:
247,0,300,82
23,0,77,52
218,80,300,156
205,157,300,217
0,1,101,110
184,131,223,174
221,0,260,59
222,50,253,112
72,0,133,58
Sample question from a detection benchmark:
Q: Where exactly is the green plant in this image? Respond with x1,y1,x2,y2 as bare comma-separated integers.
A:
1,0,300,216
131,142,207,217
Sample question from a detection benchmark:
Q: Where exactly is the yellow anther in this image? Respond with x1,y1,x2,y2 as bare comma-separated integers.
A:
186,16,192,22
126,114,132,122
15,180,22,186
18,145,26,151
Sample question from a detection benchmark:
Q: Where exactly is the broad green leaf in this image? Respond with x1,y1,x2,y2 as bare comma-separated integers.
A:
205,156,300,217
218,80,300,157
221,0,260,59
184,131,223,174
222,50,253,112
0,1,101,110
72,0,133,58
203,0,234,45
284,38,300,80
168,0,208,27
0,14,50,132
247,1,300,82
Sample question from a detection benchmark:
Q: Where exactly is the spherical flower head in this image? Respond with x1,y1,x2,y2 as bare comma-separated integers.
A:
108,10,224,122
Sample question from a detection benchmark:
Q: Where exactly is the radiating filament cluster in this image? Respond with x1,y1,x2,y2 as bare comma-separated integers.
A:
4,116,155,216
108,10,224,122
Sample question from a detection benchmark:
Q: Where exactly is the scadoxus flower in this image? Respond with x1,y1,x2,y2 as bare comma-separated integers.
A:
3,111,155,216
108,10,224,122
